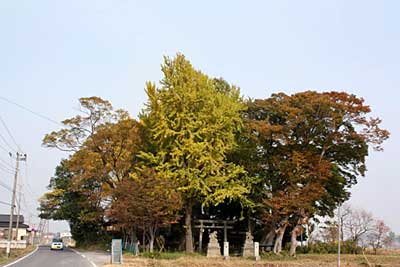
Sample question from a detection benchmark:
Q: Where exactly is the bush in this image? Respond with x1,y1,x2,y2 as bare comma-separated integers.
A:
296,241,362,254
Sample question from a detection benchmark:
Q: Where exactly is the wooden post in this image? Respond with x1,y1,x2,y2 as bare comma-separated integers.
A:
199,221,203,253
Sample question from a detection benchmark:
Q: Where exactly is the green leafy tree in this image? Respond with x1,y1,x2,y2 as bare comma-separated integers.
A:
39,160,104,244
140,54,253,252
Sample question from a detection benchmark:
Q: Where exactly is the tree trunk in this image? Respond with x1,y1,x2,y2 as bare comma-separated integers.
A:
148,224,157,253
122,228,128,249
131,227,138,243
289,225,302,256
273,223,288,254
265,228,276,248
260,227,276,252
142,225,146,252
130,227,139,255
185,201,194,253
149,233,155,253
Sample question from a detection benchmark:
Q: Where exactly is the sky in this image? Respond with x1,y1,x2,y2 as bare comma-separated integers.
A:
0,0,399,233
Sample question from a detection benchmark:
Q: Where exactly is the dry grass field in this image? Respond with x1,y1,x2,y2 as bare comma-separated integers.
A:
103,250,400,267
0,245,36,265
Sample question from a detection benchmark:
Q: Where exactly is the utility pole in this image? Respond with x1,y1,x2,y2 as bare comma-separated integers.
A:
14,184,22,241
6,152,27,258
37,218,47,245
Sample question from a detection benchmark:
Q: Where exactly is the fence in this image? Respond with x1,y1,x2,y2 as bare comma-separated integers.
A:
0,240,27,249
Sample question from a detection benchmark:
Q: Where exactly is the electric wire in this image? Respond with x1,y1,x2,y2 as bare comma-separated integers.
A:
0,143,10,153
0,131,17,153
0,164,13,175
0,161,13,171
22,160,39,199
0,155,13,169
0,164,14,175
18,160,41,227
0,200,12,206
0,180,12,192
0,96,62,126
0,97,51,226
21,192,36,216
0,115,22,152
0,159,14,172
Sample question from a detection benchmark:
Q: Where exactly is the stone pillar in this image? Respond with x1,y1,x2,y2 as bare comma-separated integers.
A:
254,242,260,261
207,231,221,258
242,231,254,258
223,242,229,260
223,222,227,242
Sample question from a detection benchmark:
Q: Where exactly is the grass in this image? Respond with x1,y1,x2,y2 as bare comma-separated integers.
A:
0,245,36,265
139,251,193,260
76,243,109,251
103,250,400,267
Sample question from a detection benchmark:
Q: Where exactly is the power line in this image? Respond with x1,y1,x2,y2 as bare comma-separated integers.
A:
0,157,14,172
0,162,13,172
21,192,35,215
0,156,13,169
0,131,17,154
0,143,11,154
0,180,12,192
0,200,12,207
0,115,22,152
0,171,13,179
0,157,14,171
1,152,27,176
22,160,40,199
0,164,14,175
20,166,39,218
0,178,26,196
0,96,62,126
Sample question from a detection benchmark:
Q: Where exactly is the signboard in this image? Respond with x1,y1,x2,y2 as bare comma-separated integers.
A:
111,239,123,264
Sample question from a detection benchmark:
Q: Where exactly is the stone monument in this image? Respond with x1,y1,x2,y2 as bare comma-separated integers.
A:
207,231,221,257
241,231,254,257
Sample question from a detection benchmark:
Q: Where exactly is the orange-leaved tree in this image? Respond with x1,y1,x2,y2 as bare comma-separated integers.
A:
108,167,182,252
240,91,389,255
41,97,143,243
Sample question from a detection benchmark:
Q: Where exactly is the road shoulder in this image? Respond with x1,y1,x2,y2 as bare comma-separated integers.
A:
0,246,38,267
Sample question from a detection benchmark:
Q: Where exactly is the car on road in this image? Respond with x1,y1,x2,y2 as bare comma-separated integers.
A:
50,238,64,250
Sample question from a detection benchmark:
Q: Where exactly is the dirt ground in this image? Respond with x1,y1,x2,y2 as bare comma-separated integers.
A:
103,251,400,267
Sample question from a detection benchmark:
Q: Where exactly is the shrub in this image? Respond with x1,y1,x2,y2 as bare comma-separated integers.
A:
296,241,362,254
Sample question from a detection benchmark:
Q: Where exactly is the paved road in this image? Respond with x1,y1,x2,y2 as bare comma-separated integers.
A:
6,246,96,267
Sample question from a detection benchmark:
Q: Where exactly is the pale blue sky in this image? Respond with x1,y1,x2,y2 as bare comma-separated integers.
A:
0,0,399,233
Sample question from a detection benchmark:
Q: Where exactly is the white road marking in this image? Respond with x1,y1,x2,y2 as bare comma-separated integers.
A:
70,248,97,267
3,246,39,267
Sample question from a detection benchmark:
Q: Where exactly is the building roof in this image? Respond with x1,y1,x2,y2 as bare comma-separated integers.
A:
0,214,24,224
0,222,29,229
